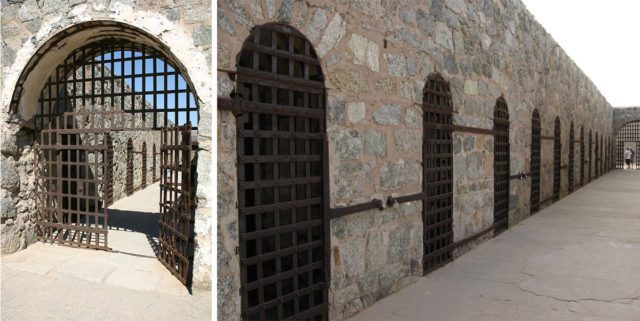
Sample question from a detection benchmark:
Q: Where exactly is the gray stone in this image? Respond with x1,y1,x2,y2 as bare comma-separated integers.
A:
416,9,434,38
217,73,234,98
435,22,453,50
394,129,421,152
443,52,458,73
192,25,211,47
388,225,410,262
363,129,386,157
404,107,421,128
332,217,347,239
218,6,236,35
266,0,276,18
217,42,229,68
249,0,264,19
463,136,475,152
386,53,406,77
2,46,16,68
373,104,401,125
406,56,417,76
326,52,343,67
225,0,252,29
328,96,347,125
1,194,16,219
277,0,294,22
333,162,370,199
317,13,346,57
365,231,385,268
333,129,361,160
165,8,180,21
1,157,19,192
466,151,484,180
446,0,467,14
347,102,366,124
348,34,380,72
305,9,328,42
1,126,17,156
399,5,415,25
351,0,383,17
380,160,420,190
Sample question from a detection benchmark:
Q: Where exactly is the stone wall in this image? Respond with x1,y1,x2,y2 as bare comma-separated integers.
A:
613,107,640,133
218,0,615,320
1,0,212,289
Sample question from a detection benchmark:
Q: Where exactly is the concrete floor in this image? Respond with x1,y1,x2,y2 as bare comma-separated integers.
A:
1,183,211,321
347,170,640,321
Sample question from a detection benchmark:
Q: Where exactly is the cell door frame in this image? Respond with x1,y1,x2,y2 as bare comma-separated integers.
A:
34,111,112,250
493,97,510,235
530,109,541,214
234,23,329,321
553,117,561,201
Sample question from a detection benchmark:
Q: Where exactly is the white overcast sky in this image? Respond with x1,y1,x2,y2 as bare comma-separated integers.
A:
520,0,640,107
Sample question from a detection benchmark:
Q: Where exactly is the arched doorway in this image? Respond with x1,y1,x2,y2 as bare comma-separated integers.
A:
580,127,585,186
530,109,541,214
15,23,201,286
615,120,640,169
589,130,593,181
235,23,328,320
569,122,574,192
595,132,599,177
493,97,510,234
422,74,453,274
553,117,561,201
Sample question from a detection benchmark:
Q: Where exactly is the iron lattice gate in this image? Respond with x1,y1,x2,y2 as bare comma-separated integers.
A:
589,131,593,180
158,125,194,285
568,123,574,192
35,111,112,250
530,110,541,214
580,128,585,185
142,142,147,189
236,23,328,321
493,98,510,235
422,74,453,273
126,138,134,195
595,133,599,177
553,118,561,201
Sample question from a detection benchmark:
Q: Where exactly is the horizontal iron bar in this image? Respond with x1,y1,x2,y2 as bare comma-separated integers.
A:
387,192,423,206
329,199,384,220
452,125,496,136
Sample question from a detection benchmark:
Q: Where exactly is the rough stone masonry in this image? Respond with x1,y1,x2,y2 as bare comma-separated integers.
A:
217,1,614,320
1,0,212,289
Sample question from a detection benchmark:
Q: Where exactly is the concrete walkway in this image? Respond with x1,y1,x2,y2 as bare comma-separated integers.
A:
347,170,640,321
1,183,211,321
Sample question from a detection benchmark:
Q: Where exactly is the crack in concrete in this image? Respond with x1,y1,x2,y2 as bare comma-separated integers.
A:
516,284,640,305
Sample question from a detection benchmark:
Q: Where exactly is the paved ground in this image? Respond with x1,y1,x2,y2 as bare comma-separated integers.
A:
1,183,211,321
347,170,640,321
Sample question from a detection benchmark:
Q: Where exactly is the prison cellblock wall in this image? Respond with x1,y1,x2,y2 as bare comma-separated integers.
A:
217,1,614,320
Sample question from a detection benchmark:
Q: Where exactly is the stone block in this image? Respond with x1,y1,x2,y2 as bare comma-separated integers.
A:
385,53,406,77
379,159,420,190
305,9,327,42
347,34,380,72
317,13,346,57
363,129,387,157
434,22,453,50
347,102,366,124
332,128,361,160
373,104,401,125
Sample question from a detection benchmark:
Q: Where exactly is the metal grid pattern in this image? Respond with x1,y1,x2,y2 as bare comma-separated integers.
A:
105,134,114,206
126,138,134,195
587,130,594,183
615,121,640,169
553,117,561,201
153,143,158,182
530,110,541,214
493,98,510,235
422,74,453,274
158,125,193,285
142,142,148,189
35,39,199,131
580,127,585,186
236,23,327,321
34,110,111,250
595,133,599,177
569,122,574,192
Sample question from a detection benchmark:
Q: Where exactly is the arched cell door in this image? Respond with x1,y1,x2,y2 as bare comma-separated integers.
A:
580,127,585,186
569,122,574,192
553,117,561,201
126,138,134,195
530,109,541,214
595,133,599,177
235,23,327,321
493,97,510,234
422,74,453,274
587,129,593,182
141,142,147,188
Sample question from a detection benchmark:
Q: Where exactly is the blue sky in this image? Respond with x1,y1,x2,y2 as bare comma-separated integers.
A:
97,51,198,125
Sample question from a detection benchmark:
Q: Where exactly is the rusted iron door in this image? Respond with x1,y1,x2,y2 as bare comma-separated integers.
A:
141,142,147,188
568,123,574,192
235,23,328,321
530,110,541,214
34,112,111,250
553,117,561,201
493,98,510,235
422,74,454,274
158,125,194,285
126,138,134,195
